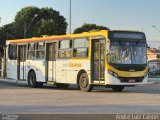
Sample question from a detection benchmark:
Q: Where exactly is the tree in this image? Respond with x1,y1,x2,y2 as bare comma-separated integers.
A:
0,6,68,55
2,23,16,39
0,29,5,43
74,23,110,34
14,6,40,38
36,7,67,36
14,6,67,38
0,28,6,55
0,23,15,45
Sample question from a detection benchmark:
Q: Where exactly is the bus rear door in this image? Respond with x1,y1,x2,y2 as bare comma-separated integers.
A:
46,42,57,82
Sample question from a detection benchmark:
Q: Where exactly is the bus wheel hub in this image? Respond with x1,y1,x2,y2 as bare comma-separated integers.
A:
81,78,88,88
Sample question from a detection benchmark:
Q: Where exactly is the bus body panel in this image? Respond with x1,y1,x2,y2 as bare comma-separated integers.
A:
6,43,18,80
105,69,149,85
6,60,18,80
26,60,46,82
55,59,90,84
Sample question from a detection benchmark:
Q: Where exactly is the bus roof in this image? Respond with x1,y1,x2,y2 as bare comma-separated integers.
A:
7,30,109,44
111,30,143,33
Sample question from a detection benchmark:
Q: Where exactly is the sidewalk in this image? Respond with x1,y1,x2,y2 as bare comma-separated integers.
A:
0,77,27,85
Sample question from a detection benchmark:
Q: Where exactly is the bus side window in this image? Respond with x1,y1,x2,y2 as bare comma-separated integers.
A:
58,40,73,59
36,42,45,59
28,43,36,59
73,38,89,58
73,48,88,58
8,45,17,60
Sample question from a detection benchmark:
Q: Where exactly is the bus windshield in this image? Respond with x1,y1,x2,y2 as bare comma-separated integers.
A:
107,40,147,64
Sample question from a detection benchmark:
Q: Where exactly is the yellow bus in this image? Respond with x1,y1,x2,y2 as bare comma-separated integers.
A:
6,30,149,92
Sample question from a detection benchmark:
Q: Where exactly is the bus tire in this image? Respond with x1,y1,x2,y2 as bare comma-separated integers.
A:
79,73,93,92
28,71,43,88
111,85,124,92
55,83,70,89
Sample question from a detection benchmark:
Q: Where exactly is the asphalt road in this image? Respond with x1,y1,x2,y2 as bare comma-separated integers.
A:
0,78,160,114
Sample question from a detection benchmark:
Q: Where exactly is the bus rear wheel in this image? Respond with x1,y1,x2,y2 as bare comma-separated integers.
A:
111,85,124,92
28,71,43,88
79,73,93,92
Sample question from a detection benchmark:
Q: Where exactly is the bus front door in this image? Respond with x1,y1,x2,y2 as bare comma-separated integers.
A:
92,39,105,83
46,43,57,82
18,45,26,80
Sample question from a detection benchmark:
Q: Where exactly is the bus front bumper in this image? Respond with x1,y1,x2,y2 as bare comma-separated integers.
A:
105,73,153,86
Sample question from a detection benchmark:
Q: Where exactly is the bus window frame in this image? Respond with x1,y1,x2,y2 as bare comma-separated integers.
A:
27,43,36,60
73,37,89,59
8,44,17,60
27,42,45,60
58,39,73,59
36,42,45,60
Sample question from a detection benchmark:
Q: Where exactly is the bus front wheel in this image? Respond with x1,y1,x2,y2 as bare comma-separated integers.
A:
28,71,43,88
79,73,93,92
111,85,124,92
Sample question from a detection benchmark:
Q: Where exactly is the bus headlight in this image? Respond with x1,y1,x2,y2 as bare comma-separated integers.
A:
108,70,113,76
114,73,118,78
108,70,118,78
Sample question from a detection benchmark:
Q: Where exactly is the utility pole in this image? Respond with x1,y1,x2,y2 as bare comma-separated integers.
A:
69,0,72,34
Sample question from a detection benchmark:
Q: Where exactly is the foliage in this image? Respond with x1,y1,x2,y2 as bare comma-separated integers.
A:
74,23,110,34
14,6,67,38
0,6,67,55
14,6,40,38
0,6,67,41
0,23,15,45
36,7,67,36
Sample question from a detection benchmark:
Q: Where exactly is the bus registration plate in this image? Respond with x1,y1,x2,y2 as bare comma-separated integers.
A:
128,79,136,83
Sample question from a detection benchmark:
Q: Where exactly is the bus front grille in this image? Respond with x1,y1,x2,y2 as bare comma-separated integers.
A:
119,77,144,83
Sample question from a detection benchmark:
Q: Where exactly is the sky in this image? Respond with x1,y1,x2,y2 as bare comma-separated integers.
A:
0,0,160,48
